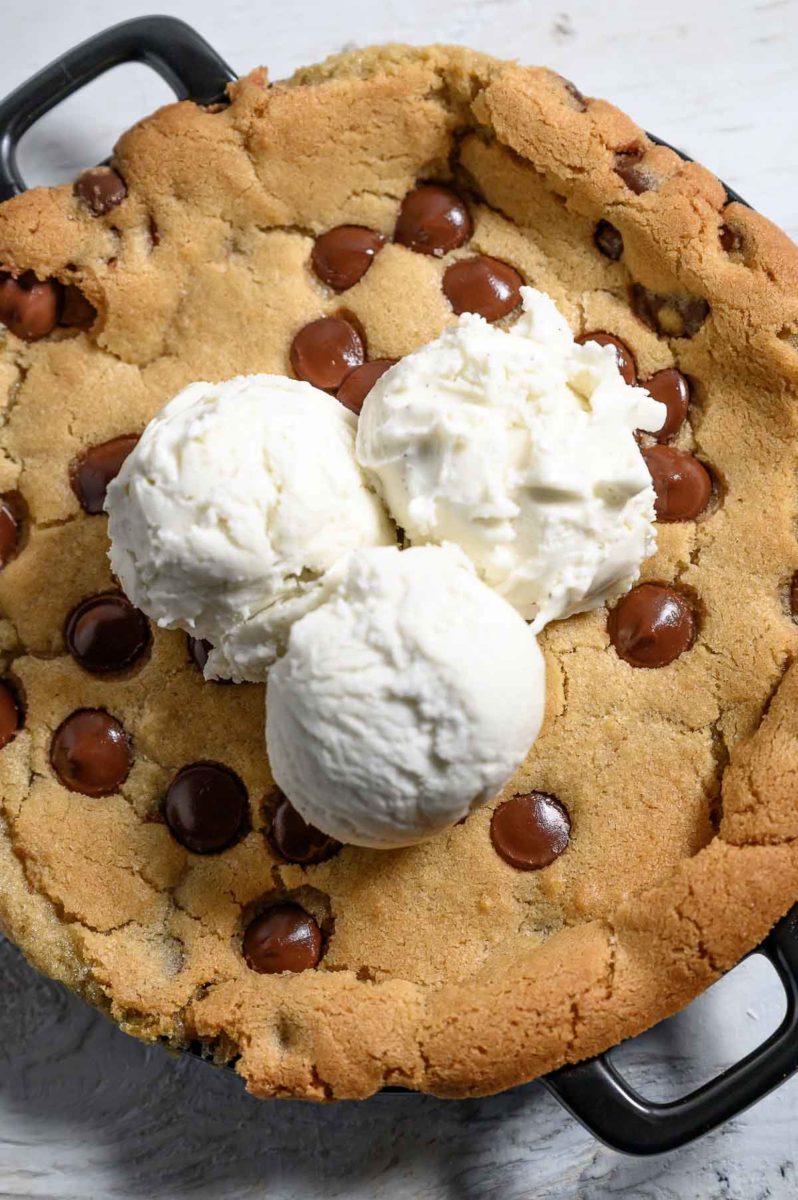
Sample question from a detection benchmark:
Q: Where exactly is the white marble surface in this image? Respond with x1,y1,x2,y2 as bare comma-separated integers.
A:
2,0,798,1195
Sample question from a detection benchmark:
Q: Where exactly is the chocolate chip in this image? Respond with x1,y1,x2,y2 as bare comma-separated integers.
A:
311,226,385,292
290,317,365,391
60,286,97,330
270,793,340,865
187,635,211,672
576,331,637,385
50,709,132,796
615,150,652,194
74,167,127,216
70,435,139,514
594,220,623,261
0,271,61,340
443,256,523,321
394,185,472,257
640,368,690,441
559,76,587,111
0,494,21,568
243,903,323,973
643,446,712,522
336,358,396,415
163,762,248,854
0,680,21,749
631,284,710,338
490,792,571,870
720,224,742,254
65,592,151,674
608,583,696,668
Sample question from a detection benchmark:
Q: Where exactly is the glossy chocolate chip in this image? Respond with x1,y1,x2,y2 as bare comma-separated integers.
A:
443,256,523,321
643,446,712,522
0,271,61,340
70,435,139,514
640,368,690,441
290,317,365,391
594,220,623,261
491,792,571,870
74,167,127,216
0,681,21,749
60,286,97,330
631,284,710,338
311,226,385,291
50,709,132,796
394,185,472,257
336,358,396,415
608,583,696,668
271,793,340,865
65,592,151,674
614,150,651,194
163,762,248,854
576,331,637,385
0,494,21,567
243,903,323,974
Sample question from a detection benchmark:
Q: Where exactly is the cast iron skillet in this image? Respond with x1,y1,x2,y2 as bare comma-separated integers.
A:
1,15,797,1156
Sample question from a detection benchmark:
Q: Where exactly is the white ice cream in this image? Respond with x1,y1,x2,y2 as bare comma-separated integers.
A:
265,544,546,849
356,288,666,631
106,375,394,680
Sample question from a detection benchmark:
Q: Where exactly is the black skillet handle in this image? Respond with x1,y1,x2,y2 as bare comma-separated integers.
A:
544,906,798,1155
0,16,237,202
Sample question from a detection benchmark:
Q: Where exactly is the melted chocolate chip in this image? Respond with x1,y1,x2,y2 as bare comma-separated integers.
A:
631,285,710,338
576,331,637,385
0,681,21,749
290,317,365,391
0,494,21,567
74,167,127,216
70,435,139,514
443,256,523,321
643,446,712,522
311,226,385,291
270,793,340,865
65,592,151,674
243,903,323,973
608,583,696,668
50,709,132,796
394,185,472,257
0,271,61,340
594,220,623,261
60,286,96,330
491,792,571,870
614,150,653,195
336,358,396,415
163,762,248,854
641,368,690,441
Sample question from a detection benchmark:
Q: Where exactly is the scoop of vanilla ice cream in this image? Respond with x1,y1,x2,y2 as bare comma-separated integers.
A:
265,544,546,848
106,375,394,679
356,288,666,631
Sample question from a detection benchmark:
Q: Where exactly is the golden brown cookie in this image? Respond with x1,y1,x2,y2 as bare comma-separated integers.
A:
1,44,797,1100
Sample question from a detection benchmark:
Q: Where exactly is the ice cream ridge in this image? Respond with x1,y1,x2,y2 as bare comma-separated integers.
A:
105,288,665,848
